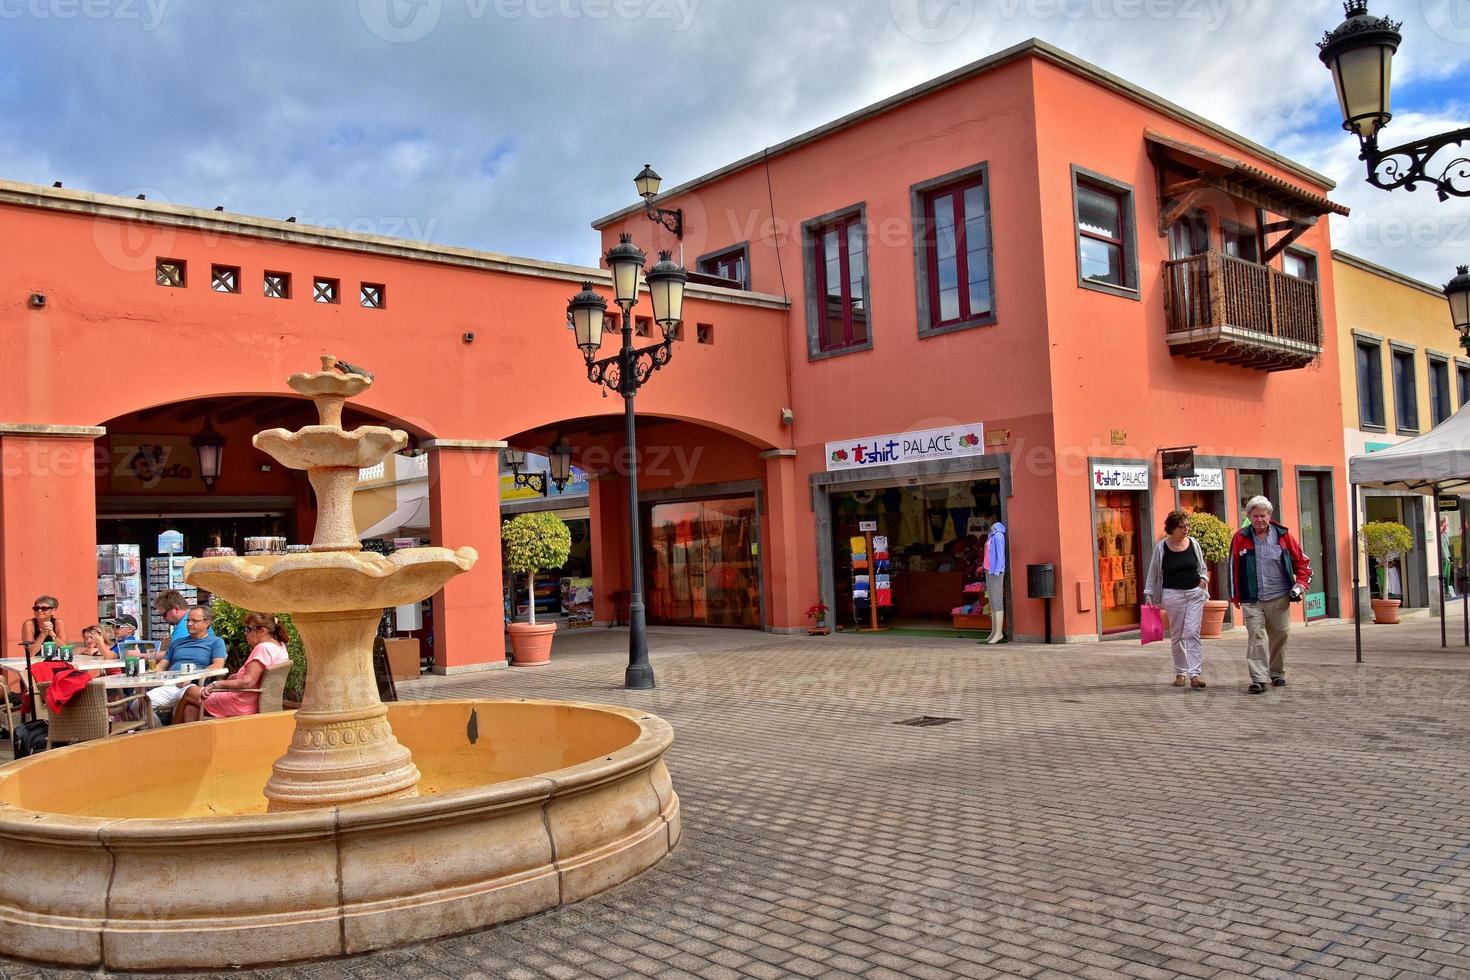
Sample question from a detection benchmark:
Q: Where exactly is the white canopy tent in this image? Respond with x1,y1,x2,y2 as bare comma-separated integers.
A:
1347,404,1470,660
358,496,431,541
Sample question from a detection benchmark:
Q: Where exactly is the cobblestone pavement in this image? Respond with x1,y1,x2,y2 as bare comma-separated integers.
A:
6,617,1470,979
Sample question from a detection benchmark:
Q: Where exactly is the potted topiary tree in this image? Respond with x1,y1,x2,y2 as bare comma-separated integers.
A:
1187,511,1234,638
502,511,572,665
1360,520,1414,624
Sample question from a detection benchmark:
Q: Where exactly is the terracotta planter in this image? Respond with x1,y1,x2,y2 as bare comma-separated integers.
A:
1371,598,1401,625
507,621,557,665
1200,600,1228,638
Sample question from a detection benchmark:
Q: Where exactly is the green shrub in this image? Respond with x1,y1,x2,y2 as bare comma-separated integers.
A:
209,598,309,701
1359,520,1413,561
502,511,572,625
1186,511,1233,565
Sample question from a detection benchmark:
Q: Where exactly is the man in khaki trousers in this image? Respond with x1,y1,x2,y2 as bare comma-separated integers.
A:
1230,497,1312,695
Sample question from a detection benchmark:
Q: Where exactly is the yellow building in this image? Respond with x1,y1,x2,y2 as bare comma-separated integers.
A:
1333,250,1464,612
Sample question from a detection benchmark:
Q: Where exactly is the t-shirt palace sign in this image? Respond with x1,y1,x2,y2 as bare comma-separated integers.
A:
826,423,985,471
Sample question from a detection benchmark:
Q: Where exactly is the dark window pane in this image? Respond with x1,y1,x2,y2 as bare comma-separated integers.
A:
1076,185,1121,240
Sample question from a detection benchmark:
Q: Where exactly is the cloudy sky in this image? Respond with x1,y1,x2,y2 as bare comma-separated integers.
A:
0,0,1466,284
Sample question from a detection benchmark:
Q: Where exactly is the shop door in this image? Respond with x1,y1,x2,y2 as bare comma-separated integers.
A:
1296,474,1331,620
646,497,760,628
1179,490,1225,599
1094,491,1143,633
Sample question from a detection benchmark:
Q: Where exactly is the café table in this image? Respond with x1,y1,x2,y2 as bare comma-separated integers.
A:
0,655,122,736
102,668,229,730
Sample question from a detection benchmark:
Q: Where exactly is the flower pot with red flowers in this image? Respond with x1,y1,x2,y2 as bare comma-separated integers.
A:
503,512,572,665
804,601,830,635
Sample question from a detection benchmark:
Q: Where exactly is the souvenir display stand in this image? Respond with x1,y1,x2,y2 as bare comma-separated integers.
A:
96,545,142,625
850,527,891,632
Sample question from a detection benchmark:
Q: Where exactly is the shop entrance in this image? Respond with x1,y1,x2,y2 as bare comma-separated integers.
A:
1094,490,1144,633
1365,495,1427,608
1296,473,1333,620
645,496,760,628
827,477,1003,630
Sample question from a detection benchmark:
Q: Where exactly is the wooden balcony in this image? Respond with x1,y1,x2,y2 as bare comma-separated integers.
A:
1162,250,1323,371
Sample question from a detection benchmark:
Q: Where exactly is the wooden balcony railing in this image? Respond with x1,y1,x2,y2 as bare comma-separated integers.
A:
1162,250,1323,371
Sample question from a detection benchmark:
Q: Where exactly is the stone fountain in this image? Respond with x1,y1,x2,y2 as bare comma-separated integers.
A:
0,359,680,971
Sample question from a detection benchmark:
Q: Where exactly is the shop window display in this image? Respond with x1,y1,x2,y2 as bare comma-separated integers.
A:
829,479,1001,627
1094,492,1141,632
646,498,759,628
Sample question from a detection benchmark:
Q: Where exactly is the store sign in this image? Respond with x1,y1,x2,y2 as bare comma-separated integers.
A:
1175,468,1224,491
498,462,589,502
825,422,985,472
1305,592,1326,619
1092,463,1150,490
110,435,204,492
157,530,184,555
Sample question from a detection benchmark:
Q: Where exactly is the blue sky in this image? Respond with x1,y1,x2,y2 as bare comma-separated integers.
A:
0,0,1466,284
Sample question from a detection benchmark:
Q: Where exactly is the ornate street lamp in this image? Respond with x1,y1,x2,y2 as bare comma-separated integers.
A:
1447,265,1470,351
567,224,689,690
1318,1,1470,200
502,447,547,496
192,413,225,492
549,443,573,493
635,164,684,239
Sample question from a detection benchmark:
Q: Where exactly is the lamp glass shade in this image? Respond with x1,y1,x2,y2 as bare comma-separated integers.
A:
634,164,662,200
646,251,687,331
605,234,647,306
1330,43,1393,139
567,283,607,357
192,422,225,486
549,445,572,487
1447,267,1470,333
503,447,527,473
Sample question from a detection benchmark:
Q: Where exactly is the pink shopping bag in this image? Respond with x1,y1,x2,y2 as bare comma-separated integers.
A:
1140,604,1164,645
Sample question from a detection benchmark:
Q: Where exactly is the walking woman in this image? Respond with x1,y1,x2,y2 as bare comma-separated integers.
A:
1143,511,1211,688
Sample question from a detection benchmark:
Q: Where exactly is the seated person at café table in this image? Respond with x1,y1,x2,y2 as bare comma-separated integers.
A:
172,612,290,725
109,614,140,653
147,606,226,721
79,624,119,662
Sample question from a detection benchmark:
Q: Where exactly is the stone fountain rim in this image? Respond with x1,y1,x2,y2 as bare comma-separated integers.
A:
0,699,671,842
185,546,479,581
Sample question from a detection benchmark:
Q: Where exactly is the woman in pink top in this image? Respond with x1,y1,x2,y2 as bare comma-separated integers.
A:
172,612,290,725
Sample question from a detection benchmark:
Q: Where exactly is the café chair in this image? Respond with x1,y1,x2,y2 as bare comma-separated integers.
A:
221,661,291,715
38,679,150,747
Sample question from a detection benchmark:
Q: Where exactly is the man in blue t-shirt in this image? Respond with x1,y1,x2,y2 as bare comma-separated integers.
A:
149,605,226,722
154,590,214,651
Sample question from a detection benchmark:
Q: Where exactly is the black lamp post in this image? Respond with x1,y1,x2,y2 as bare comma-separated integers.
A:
567,224,687,690
1448,265,1470,351
1318,1,1470,200
192,414,225,492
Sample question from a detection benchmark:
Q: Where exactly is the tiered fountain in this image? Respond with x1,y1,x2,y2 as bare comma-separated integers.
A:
0,358,680,971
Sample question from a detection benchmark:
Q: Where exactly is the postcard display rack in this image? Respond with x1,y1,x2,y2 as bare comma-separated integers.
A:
146,556,196,643
96,545,142,625
849,525,892,632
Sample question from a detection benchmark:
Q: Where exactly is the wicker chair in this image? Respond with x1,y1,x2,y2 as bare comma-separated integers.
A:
38,679,149,747
221,661,291,715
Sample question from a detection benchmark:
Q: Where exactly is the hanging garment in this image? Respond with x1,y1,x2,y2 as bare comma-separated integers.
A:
849,536,867,555
873,536,888,553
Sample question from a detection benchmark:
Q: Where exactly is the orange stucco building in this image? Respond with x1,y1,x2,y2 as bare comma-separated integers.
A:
2,39,1354,666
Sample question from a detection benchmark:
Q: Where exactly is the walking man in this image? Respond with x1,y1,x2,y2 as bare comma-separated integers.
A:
1230,496,1312,694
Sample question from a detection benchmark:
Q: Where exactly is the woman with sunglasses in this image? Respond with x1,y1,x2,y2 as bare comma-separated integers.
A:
9,596,67,703
171,613,290,725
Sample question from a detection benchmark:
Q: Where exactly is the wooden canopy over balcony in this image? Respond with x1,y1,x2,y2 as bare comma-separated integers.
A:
1163,249,1323,371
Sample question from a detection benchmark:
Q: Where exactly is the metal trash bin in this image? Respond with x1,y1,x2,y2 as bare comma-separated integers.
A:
1026,563,1056,599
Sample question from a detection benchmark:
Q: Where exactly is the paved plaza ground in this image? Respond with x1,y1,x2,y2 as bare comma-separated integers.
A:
6,615,1470,979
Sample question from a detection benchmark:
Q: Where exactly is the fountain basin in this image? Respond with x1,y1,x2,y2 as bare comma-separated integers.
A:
0,700,679,971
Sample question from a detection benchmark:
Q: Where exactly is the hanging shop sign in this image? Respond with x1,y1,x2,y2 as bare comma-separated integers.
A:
825,422,985,472
1092,463,1150,491
1175,468,1224,491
